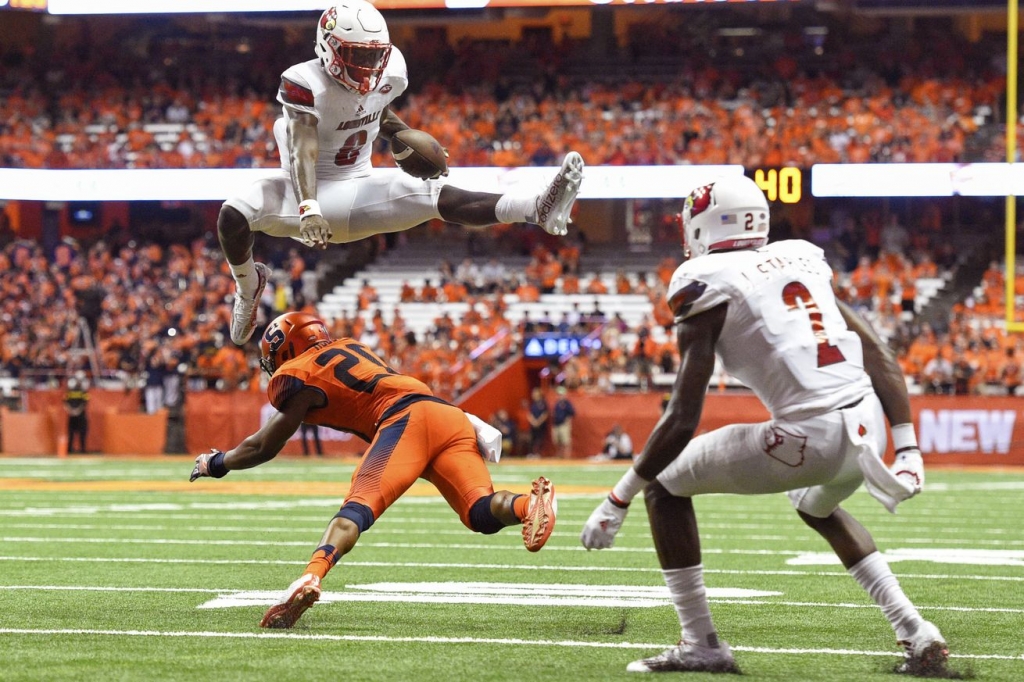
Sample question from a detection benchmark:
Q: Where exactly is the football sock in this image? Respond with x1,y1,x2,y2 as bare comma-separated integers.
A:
511,493,529,521
663,565,719,648
228,257,259,299
848,551,922,640
304,544,341,580
495,194,535,224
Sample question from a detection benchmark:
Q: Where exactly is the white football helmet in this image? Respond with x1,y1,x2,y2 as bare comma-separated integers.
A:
315,2,392,95
680,175,770,260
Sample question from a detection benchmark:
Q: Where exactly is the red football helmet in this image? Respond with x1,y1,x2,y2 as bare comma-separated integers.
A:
259,312,332,376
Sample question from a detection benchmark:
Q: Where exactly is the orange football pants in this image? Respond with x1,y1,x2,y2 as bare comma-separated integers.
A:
344,400,494,529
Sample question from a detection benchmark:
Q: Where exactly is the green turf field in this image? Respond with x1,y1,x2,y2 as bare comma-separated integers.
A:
1,458,1022,681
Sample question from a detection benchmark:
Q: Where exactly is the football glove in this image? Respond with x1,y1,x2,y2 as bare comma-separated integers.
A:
190,448,227,482
891,447,925,496
580,496,629,550
298,214,332,249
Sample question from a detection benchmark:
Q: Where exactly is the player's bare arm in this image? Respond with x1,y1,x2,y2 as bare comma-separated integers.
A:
581,302,725,551
633,303,727,481
836,299,912,426
836,298,924,497
286,107,332,249
190,388,322,480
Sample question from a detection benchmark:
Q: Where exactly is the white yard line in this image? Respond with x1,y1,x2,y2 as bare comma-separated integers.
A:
0,628,1019,661
3,522,1020,547
1,584,1021,615
2,555,1023,582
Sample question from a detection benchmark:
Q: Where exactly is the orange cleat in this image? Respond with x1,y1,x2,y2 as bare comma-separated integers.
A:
522,476,557,552
259,573,321,629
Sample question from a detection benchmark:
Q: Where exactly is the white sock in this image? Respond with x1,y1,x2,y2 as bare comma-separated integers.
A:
848,551,922,640
229,257,258,299
494,194,535,224
663,565,719,648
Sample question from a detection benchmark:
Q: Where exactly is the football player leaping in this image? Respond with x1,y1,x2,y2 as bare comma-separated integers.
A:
220,0,585,345
190,311,557,629
581,176,951,677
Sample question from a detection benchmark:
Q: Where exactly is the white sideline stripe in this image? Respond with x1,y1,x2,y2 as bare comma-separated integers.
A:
0,628,1018,661
1,585,1017,615
0,537,783,555
0,585,231,594
3,523,1019,546
6,537,1024,561
2,556,1023,583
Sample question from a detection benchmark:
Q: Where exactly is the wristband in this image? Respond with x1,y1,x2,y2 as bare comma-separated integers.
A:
208,451,229,479
611,468,649,505
608,493,630,509
891,423,919,454
298,199,322,219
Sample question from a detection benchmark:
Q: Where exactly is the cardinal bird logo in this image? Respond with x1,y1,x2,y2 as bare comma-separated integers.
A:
686,183,716,218
322,7,337,31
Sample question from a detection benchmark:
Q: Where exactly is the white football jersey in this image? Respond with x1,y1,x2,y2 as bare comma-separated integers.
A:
274,49,409,181
668,239,873,420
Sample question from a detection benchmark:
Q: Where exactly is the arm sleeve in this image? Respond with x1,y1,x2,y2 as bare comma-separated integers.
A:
667,275,729,322
277,69,319,120
267,373,308,411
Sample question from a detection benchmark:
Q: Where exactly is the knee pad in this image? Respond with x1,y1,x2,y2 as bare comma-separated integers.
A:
468,495,504,535
334,502,375,533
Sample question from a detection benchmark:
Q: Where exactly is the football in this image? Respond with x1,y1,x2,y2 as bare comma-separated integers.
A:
391,129,449,180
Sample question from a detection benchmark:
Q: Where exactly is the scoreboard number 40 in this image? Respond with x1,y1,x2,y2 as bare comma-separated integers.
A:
754,167,802,204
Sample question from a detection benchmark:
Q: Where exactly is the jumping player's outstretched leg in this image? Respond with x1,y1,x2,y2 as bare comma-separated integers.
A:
218,204,270,345
797,508,950,676
437,152,584,235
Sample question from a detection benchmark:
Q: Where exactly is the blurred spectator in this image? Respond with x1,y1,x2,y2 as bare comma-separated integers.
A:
490,408,517,459
1001,347,1021,396
592,424,634,461
526,387,549,458
64,376,89,454
300,422,323,457
550,386,576,459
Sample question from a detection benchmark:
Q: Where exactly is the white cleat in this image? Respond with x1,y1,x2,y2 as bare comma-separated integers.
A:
229,261,270,345
627,640,739,674
531,151,584,236
896,620,949,676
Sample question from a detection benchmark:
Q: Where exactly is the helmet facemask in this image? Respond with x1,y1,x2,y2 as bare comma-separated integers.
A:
322,37,391,94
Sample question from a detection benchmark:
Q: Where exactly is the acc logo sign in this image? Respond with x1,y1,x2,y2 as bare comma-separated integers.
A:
919,409,1016,454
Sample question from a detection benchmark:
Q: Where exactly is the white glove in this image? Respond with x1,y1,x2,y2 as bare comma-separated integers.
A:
189,448,226,482
465,412,502,463
580,496,629,550
857,448,922,514
890,447,924,497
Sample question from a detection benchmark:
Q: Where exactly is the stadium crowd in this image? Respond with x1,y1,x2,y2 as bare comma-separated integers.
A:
2,216,1022,406
0,16,1014,170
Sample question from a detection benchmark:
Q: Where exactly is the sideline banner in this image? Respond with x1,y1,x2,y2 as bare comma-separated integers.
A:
183,391,368,457
2,390,1021,464
560,394,1023,465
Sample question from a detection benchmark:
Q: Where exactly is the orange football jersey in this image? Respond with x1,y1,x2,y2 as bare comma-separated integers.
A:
268,338,432,441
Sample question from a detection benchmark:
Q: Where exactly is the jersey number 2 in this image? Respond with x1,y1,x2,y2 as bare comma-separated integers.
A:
781,281,846,368
334,131,368,166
